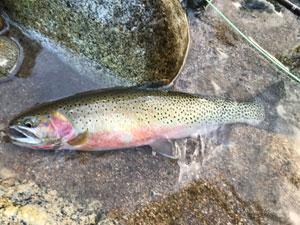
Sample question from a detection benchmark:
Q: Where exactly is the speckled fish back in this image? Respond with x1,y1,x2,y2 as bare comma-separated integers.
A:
31,88,264,134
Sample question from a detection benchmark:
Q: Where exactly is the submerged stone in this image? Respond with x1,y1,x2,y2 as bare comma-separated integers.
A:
110,180,272,224
0,0,189,84
0,36,20,78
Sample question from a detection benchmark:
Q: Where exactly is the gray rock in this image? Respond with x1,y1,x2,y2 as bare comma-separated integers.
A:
0,0,189,84
0,36,20,78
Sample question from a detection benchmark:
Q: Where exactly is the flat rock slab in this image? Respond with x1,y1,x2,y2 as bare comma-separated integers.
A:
0,0,189,84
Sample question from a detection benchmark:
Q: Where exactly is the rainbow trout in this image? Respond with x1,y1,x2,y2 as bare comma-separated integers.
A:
8,81,285,158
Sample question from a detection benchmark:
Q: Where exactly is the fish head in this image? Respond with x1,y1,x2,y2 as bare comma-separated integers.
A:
9,111,74,149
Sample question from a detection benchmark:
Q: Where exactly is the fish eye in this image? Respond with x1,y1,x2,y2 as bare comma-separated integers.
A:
24,121,32,128
23,118,38,128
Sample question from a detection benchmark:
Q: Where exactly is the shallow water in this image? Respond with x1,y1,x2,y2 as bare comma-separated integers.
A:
1,0,300,224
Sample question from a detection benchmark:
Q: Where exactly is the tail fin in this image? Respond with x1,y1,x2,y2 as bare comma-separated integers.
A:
254,81,289,133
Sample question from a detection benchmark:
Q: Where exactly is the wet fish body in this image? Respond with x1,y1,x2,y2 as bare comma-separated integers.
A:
8,82,284,157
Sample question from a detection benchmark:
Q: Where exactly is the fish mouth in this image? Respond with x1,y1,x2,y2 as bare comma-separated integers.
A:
9,125,41,146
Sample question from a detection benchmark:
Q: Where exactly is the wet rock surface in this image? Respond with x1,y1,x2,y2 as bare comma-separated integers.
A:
0,0,300,224
0,36,19,78
0,0,189,84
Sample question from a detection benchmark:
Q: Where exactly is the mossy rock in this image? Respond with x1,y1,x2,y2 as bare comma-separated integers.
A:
0,0,189,84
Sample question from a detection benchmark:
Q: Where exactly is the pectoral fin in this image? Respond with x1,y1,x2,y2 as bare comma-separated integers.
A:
67,130,89,146
150,139,178,159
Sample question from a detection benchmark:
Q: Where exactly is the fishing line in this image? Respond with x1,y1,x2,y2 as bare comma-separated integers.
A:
205,0,300,83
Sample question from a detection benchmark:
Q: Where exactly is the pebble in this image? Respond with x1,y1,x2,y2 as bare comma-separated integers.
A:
0,36,20,78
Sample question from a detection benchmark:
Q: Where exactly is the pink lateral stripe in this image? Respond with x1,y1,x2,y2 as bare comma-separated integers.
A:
78,125,186,150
